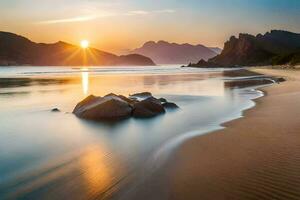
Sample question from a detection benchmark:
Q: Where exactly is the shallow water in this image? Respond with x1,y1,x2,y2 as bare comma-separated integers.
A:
0,65,265,199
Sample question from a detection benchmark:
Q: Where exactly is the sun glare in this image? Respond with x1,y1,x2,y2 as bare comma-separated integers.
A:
81,68,89,95
80,40,89,49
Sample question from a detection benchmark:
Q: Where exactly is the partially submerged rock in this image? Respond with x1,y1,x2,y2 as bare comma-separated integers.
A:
273,77,286,83
73,95,132,120
159,98,167,103
118,95,138,106
51,108,60,112
73,95,99,113
132,97,165,118
73,93,179,121
162,102,179,109
129,92,152,99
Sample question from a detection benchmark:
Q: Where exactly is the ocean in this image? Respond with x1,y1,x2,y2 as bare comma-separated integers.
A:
0,65,266,199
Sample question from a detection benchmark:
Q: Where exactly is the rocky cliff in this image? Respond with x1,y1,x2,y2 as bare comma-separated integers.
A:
186,30,300,68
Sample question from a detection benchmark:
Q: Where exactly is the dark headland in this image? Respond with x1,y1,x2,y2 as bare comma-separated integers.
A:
183,30,300,68
0,32,155,66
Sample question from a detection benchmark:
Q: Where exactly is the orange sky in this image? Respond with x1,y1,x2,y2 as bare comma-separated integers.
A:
1,13,226,54
1,0,300,55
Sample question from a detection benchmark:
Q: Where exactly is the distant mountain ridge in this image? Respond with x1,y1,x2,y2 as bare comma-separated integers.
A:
0,32,155,66
186,30,300,68
130,40,219,64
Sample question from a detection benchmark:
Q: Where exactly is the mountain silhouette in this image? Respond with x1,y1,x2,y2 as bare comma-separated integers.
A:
130,40,219,64
0,32,155,66
186,30,300,67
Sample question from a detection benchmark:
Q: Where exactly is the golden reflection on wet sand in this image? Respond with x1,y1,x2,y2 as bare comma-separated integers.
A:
79,145,113,195
4,144,118,199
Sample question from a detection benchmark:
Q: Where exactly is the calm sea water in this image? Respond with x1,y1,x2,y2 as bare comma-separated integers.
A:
0,65,265,199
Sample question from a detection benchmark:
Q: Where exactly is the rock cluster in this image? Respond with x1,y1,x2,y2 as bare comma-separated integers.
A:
73,92,179,121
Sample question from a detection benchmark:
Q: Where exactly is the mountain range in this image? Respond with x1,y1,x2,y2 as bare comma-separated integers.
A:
130,41,220,64
0,32,155,66
186,30,300,68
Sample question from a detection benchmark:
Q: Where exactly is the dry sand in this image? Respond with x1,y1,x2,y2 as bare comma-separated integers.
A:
123,68,300,200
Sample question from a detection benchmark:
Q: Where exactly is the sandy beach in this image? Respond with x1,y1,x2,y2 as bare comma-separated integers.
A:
122,68,300,200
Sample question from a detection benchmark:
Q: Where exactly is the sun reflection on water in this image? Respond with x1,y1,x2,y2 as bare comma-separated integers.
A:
81,68,89,95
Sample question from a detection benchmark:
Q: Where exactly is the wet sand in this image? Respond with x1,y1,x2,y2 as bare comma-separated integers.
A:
123,68,300,200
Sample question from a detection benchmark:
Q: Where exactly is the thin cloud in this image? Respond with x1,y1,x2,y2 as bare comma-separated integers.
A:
154,9,176,13
127,10,149,15
37,15,99,24
126,9,175,16
37,9,176,24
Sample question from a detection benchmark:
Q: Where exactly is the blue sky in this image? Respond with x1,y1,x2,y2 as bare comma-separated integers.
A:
0,0,299,53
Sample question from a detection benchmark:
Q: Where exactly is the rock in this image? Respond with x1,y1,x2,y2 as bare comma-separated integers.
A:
104,93,138,106
118,95,138,106
73,95,99,113
162,102,179,109
73,95,132,121
158,98,167,103
146,97,162,105
51,108,60,112
130,92,152,99
132,97,165,118
273,77,286,83
129,96,138,101
104,93,118,98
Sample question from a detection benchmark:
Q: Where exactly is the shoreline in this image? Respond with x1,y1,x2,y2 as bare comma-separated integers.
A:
166,68,300,199
122,68,300,199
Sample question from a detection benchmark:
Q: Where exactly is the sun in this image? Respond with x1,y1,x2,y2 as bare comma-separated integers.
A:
80,40,89,49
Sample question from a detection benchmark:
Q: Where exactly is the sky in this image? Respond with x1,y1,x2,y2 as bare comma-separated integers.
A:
1,0,300,54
